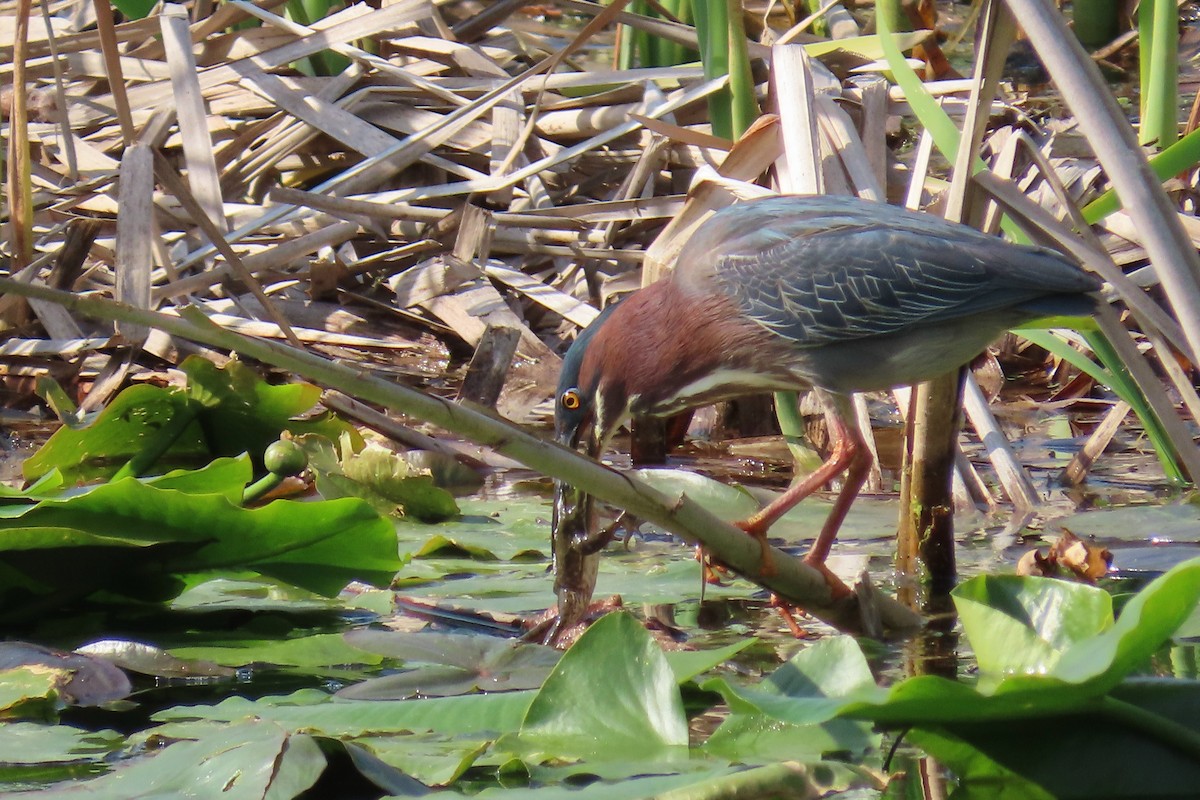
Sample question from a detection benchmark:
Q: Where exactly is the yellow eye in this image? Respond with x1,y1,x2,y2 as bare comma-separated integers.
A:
560,389,582,410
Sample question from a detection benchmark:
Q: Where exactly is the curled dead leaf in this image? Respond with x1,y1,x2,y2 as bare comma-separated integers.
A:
1053,528,1112,582
1016,529,1112,583
1016,547,1055,577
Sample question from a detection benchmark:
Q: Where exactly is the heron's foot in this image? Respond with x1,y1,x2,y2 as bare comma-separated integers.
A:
769,594,815,639
733,519,777,578
802,553,854,600
521,595,623,648
695,545,730,585
605,511,641,550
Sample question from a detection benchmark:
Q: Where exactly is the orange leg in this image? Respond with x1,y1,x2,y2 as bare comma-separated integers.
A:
770,594,813,638
734,393,869,593
694,545,729,585
800,430,869,601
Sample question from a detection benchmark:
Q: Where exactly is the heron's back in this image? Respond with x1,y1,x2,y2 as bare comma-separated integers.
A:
675,195,1099,351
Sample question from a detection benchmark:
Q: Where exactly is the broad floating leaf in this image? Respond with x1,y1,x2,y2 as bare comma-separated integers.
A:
24,357,359,484
515,612,689,760
152,689,536,737
0,477,403,612
300,433,458,522
953,574,1113,681
338,631,559,698
170,632,383,671
0,642,131,709
30,721,323,800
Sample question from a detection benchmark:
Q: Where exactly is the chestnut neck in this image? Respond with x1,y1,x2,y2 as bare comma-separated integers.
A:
579,279,782,425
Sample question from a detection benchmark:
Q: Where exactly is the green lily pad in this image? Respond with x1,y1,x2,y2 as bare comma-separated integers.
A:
0,666,68,718
706,559,1200,799
338,631,560,698
24,357,359,485
169,632,384,670
76,639,234,679
169,577,346,613
300,434,458,522
152,688,536,737
0,643,131,709
703,710,877,764
514,612,688,760
347,733,490,786
29,721,324,799
22,385,206,484
953,575,1114,682
404,498,550,561
0,477,403,617
0,721,121,766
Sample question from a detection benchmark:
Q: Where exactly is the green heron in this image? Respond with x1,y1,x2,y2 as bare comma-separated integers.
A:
552,194,1100,630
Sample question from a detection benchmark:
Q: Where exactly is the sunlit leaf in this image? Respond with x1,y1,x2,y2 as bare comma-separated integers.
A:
0,643,131,708
338,631,559,698
346,733,490,786
664,638,757,684
22,385,206,484
152,689,536,737
169,576,345,613
703,636,882,727
168,633,382,671
0,666,66,719
906,728,1056,800
912,684,1200,800
30,721,322,800
1049,557,1200,691
515,612,688,760
403,498,551,562
76,639,234,679
703,710,877,764
299,434,458,522
23,358,360,484
0,478,402,610
952,575,1113,681
182,357,360,464
145,455,254,503
472,765,810,799
0,721,121,765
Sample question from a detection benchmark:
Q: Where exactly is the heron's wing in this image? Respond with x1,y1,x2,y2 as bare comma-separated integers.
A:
705,216,1096,347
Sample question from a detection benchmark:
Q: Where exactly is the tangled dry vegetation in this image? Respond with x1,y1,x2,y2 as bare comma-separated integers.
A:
3,0,1199,498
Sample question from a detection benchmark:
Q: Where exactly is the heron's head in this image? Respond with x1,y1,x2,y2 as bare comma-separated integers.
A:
553,301,627,457
550,301,630,633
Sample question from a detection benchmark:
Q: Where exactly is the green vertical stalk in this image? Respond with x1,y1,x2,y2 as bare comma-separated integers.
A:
693,0,758,140
287,0,350,76
724,0,759,137
635,0,655,67
616,0,637,69
799,0,830,39
1138,0,1178,148
7,0,34,272
695,0,733,138
659,0,690,65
